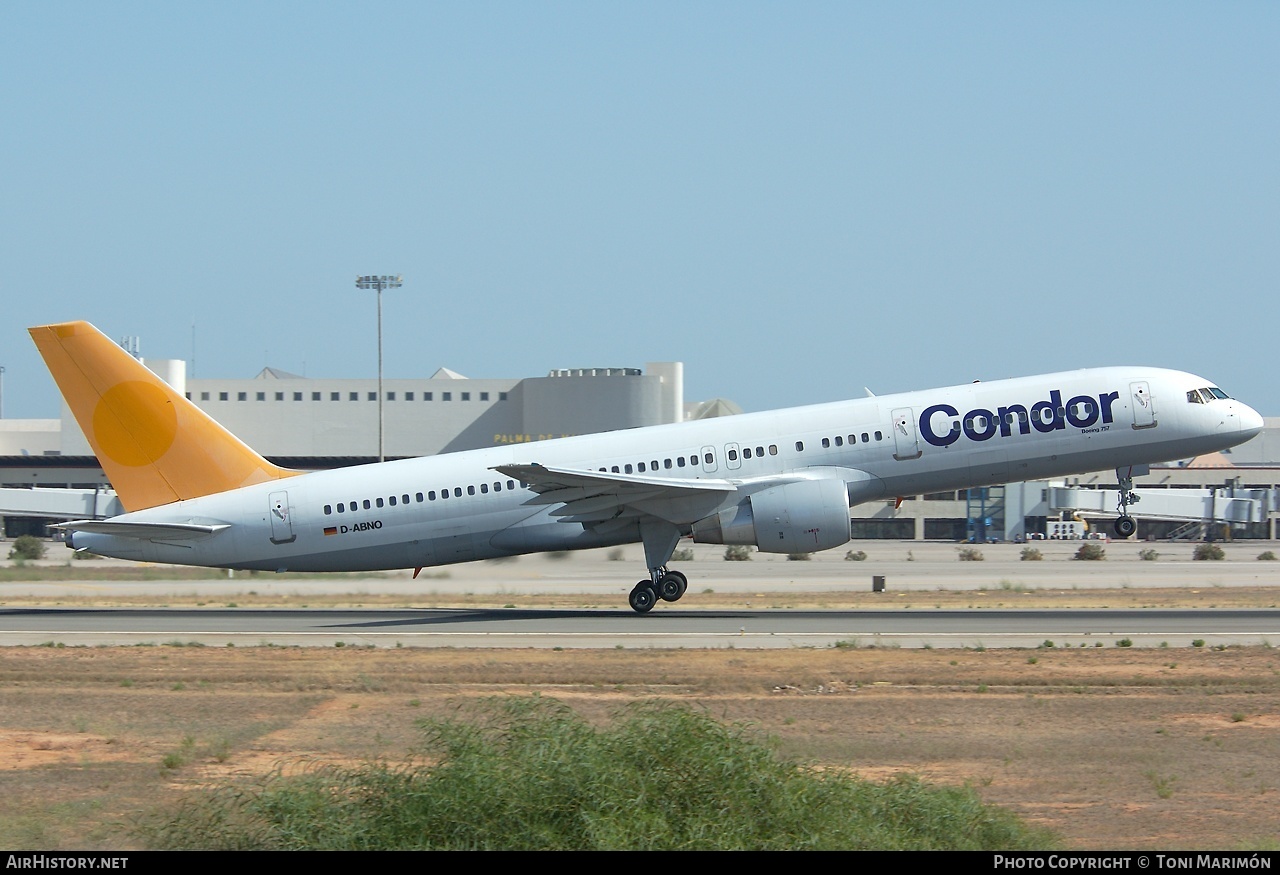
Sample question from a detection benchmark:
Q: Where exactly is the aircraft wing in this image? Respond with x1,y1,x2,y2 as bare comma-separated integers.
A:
493,463,737,530
54,520,230,541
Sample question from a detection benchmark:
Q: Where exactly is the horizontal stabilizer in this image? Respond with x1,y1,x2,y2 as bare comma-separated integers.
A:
55,520,230,541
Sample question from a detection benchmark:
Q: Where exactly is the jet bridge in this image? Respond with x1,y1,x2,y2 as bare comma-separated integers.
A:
0,487,122,522
1049,484,1272,533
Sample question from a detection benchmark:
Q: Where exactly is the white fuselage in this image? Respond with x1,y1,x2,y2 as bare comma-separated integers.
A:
73,366,1263,571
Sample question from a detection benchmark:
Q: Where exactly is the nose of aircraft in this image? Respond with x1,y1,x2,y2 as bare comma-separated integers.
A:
1238,402,1265,438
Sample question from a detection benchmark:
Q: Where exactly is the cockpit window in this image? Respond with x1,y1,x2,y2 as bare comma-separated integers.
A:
1189,387,1232,404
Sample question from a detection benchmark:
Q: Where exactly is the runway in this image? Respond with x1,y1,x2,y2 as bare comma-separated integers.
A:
3,540,1278,648
2,606,1278,649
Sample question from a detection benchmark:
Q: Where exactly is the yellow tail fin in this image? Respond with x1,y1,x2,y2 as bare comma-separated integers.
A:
29,321,295,511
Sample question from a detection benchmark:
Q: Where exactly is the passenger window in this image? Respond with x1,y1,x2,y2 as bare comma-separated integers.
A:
324,505,332,515
336,503,345,513
363,500,371,510
835,436,843,447
454,488,462,497
638,462,646,472
440,490,449,499
416,493,424,502
861,433,869,443
388,496,396,506
625,464,633,473
480,483,488,493
875,430,883,441
375,498,384,508
822,438,830,448
677,457,685,468
795,441,804,452
428,491,436,500
403,494,410,504
664,459,673,469
467,486,475,496
742,448,751,459
769,445,777,455
703,452,713,464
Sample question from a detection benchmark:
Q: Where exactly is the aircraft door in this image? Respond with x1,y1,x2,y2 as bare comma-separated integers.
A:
891,408,922,460
700,445,718,474
724,442,741,471
1130,382,1157,429
269,491,296,544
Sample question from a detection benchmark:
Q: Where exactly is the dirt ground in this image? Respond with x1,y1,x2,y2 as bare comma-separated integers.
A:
0,643,1277,851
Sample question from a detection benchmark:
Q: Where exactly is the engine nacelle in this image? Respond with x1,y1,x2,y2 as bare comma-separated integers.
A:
689,477,852,553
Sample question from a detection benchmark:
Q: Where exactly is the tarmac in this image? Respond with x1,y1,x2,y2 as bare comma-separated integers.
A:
2,538,1278,600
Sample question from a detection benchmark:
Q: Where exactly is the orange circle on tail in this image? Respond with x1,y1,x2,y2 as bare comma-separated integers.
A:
91,381,178,467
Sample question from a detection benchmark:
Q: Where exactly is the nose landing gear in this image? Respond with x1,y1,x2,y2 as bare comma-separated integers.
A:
1113,466,1142,538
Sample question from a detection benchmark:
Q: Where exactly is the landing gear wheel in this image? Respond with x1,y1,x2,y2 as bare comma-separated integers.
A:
629,582,657,613
658,572,686,602
1114,516,1136,538
667,570,688,598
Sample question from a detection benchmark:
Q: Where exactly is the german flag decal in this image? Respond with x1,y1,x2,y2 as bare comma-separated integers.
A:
323,526,338,536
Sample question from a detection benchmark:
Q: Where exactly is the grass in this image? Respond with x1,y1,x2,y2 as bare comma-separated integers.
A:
1,646,1278,850
137,696,1053,851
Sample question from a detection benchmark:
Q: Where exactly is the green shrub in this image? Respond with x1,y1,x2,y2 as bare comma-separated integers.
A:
1193,543,1225,561
1257,551,1276,561
724,545,752,561
957,547,983,561
1138,548,1159,561
137,696,1054,851
669,547,695,562
8,535,46,561
1019,547,1042,561
844,550,867,561
1074,543,1106,561
786,552,811,561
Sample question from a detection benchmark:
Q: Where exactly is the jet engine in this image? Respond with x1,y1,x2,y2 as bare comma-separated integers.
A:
689,477,851,553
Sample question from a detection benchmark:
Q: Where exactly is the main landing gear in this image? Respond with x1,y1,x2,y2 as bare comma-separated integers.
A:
1113,467,1141,538
629,518,688,613
629,568,688,613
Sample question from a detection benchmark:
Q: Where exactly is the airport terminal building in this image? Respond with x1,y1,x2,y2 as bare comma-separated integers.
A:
1,355,1277,542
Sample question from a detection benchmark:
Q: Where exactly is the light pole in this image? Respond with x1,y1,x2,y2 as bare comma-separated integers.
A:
355,275,402,462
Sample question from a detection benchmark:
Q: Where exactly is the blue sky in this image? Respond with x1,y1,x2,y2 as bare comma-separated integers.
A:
2,2,1276,421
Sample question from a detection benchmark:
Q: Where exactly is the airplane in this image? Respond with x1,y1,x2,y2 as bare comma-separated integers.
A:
30,320,1265,612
